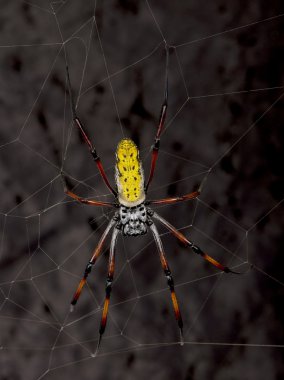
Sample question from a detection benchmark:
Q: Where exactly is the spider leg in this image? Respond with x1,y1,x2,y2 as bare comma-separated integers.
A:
149,222,184,346
145,45,169,193
65,65,117,197
147,173,208,206
70,218,116,309
147,190,200,206
153,212,240,274
65,188,116,207
97,227,119,351
62,173,118,208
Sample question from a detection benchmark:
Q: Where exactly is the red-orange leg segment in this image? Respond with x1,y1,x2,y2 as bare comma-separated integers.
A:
66,65,117,197
153,212,240,274
70,218,116,308
97,227,119,350
65,188,117,208
145,46,169,193
150,223,184,345
62,173,117,207
148,190,200,206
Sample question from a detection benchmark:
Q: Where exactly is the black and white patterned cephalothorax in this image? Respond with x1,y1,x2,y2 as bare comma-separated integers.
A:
115,203,152,236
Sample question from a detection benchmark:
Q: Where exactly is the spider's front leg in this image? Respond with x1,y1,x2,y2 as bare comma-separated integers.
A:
145,45,169,192
65,65,117,197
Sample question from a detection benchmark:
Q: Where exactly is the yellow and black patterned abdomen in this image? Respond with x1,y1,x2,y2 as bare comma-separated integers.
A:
115,138,145,206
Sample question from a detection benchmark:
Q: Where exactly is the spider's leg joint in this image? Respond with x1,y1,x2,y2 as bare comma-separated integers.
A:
164,268,174,290
153,138,160,150
113,214,120,221
84,261,93,276
115,221,122,230
91,148,99,161
184,240,192,248
105,276,113,296
146,208,154,216
191,244,202,255
146,218,153,226
99,277,113,337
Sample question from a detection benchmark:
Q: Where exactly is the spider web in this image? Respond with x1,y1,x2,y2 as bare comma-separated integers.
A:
0,1,283,379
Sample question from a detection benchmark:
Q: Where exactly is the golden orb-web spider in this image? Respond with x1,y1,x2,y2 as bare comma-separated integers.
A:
63,47,239,350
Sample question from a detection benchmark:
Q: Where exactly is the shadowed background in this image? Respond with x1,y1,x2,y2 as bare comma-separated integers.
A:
0,1,283,379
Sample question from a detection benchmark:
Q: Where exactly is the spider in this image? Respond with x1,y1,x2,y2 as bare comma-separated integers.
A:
63,47,238,349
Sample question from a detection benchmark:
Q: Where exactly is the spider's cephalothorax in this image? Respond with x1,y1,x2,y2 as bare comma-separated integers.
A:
117,203,151,236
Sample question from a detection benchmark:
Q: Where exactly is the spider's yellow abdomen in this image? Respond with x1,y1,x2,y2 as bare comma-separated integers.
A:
115,138,145,207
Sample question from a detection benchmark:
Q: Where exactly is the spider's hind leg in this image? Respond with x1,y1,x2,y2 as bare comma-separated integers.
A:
96,227,119,352
70,218,116,309
153,212,241,274
149,222,184,346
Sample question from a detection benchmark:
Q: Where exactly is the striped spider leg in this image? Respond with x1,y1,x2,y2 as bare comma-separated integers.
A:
65,65,117,197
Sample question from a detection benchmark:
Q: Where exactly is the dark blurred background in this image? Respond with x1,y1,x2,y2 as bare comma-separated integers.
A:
0,1,283,379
